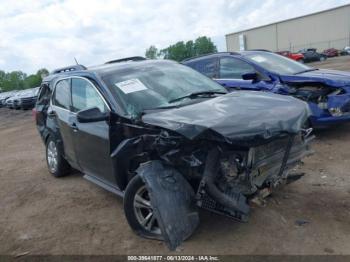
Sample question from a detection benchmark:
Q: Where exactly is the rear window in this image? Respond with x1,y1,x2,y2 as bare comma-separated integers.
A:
52,79,71,110
36,83,51,106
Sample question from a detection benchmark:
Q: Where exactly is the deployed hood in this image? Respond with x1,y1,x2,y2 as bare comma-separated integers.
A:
142,91,310,145
280,69,350,87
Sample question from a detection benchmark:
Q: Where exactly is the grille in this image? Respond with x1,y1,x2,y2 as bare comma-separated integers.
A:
21,97,36,102
253,137,289,164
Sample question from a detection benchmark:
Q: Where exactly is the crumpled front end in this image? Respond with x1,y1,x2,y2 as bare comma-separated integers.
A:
114,91,314,250
196,131,313,222
276,75,350,126
132,128,313,250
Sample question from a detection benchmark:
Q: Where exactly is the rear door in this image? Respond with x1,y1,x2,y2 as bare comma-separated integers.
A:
215,57,271,91
70,77,115,184
50,79,78,167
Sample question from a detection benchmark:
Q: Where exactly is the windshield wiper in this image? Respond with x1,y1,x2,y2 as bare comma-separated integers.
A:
168,90,227,103
294,68,319,75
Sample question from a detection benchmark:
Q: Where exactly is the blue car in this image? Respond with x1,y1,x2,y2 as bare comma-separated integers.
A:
183,51,350,127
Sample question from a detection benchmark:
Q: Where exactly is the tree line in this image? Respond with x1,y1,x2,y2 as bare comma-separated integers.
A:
0,68,49,92
145,36,217,61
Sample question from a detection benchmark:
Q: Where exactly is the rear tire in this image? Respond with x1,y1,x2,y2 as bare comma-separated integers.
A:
124,175,163,240
319,56,326,62
46,137,70,177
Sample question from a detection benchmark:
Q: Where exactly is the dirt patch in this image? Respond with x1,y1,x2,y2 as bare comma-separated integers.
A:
0,56,350,255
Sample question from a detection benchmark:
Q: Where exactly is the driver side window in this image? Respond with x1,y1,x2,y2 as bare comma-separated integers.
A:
219,57,255,79
71,78,107,113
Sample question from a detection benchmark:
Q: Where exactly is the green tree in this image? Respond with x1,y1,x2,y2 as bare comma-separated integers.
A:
6,71,26,90
145,45,158,59
194,36,217,56
155,36,217,62
185,40,195,58
0,68,49,91
37,68,49,78
24,74,41,89
160,41,188,61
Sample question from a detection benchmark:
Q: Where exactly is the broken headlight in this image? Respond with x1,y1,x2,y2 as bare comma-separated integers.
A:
329,107,343,116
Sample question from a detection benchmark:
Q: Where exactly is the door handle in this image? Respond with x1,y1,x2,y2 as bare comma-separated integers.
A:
47,110,56,117
70,122,79,132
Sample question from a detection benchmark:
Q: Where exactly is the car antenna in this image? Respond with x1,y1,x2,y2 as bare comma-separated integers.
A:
74,57,79,65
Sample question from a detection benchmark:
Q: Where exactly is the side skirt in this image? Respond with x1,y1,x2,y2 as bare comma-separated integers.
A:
83,174,124,198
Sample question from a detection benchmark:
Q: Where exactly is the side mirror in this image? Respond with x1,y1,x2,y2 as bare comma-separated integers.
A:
242,72,258,81
77,107,109,123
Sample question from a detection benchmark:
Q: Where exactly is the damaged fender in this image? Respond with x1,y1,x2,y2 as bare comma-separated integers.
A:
137,160,200,250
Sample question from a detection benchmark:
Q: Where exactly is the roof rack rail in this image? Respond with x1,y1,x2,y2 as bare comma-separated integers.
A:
52,65,87,74
105,56,146,64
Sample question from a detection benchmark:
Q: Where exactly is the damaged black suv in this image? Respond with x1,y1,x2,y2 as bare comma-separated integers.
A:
34,57,313,250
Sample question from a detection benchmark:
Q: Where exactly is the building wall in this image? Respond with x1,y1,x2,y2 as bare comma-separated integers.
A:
226,4,350,52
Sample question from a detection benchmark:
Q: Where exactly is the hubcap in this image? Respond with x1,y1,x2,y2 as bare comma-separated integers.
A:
47,141,58,173
133,185,161,235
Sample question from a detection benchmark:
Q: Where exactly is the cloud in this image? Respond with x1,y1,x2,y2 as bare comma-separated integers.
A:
0,0,349,73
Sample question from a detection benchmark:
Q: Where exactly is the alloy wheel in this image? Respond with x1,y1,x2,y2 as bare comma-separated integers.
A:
133,185,161,235
47,141,58,173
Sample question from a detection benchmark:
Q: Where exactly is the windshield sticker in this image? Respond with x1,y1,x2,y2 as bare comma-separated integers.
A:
115,79,148,94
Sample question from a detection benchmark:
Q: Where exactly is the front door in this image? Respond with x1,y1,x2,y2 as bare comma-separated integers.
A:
70,77,116,184
215,57,271,91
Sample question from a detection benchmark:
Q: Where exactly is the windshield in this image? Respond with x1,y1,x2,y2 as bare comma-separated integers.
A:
243,51,312,75
102,61,226,117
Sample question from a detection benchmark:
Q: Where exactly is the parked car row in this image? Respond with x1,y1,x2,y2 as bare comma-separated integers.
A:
277,46,350,64
0,87,39,110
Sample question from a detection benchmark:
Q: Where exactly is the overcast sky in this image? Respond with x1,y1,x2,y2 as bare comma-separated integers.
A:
0,0,349,74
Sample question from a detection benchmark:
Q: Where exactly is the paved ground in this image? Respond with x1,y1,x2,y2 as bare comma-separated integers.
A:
0,56,350,255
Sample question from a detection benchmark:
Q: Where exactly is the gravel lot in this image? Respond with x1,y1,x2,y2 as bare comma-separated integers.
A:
1,56,350,255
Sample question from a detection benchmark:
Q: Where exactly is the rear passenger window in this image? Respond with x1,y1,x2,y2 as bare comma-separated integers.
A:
71,78,107,113
219,57,255,79
189,58,218,78
53,79,70,109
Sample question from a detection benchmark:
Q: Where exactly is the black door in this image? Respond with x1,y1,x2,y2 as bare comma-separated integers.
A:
50,79,78,168
70,77,116,185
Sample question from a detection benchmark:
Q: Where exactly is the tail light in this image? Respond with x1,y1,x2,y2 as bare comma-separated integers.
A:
32,108,38,122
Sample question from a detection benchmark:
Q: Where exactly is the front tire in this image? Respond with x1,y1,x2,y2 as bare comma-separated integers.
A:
46,137,70,177
319,56,326,62
124,175,163,240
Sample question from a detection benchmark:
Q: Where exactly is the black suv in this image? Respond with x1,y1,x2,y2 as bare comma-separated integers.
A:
34,57,313,250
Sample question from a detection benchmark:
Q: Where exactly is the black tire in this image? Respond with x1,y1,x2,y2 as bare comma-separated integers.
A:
45,137,70,177
298,58,304,64
303,118,313,129
124,175,163,240
319,56,326,62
